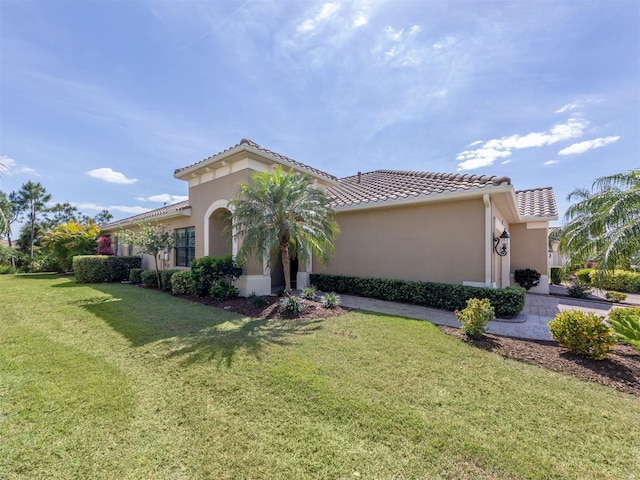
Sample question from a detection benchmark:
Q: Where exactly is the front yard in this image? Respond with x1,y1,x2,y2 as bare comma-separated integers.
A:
1,274,638,479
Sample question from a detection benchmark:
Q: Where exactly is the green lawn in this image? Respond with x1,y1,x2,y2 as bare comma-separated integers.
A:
1,274,638,480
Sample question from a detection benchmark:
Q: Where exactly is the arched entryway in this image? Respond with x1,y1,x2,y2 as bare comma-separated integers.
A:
204,200,234,258
270,251,299,291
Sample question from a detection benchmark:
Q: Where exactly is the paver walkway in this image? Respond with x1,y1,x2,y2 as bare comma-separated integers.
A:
339,292,634,342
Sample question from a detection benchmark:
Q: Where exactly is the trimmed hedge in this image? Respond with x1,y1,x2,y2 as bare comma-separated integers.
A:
575,268,593,284
129,268,144,283
309,273,526,318
160,270,182,291
73,255,142,283
140,270,159,288
550,266,564,285
589,269,640,293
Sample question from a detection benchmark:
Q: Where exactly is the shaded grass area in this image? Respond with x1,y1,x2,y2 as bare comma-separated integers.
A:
1,274,639,479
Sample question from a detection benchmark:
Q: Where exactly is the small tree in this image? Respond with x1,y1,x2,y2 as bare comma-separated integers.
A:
41,221,100,271
118,223,175,289
17,181,52,267
95,236,113,255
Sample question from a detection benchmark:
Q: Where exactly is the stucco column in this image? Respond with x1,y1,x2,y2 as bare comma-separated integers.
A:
296,255,312,290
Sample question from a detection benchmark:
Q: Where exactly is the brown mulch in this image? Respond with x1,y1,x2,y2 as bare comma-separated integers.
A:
438,325,640,398
164,288,640,398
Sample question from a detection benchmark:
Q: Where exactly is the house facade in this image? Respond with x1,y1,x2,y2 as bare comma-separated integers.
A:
101,139,558,295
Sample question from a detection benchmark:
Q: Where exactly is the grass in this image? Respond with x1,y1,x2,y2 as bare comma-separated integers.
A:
1,274,639,480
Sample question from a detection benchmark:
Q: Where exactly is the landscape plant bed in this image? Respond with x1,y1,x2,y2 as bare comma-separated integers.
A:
174,292,351,320
439,325,640,397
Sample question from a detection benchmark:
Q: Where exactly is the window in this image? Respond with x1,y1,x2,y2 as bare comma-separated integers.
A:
175,227,196,267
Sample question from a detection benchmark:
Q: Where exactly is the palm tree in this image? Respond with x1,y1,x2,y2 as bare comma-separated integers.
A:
230,166,339,294
17,181,52,265
559,169,640,274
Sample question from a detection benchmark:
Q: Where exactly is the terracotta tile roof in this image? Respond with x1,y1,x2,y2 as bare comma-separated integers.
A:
328,170,512,207
515,187,558,218
100,201,191,230
174,138,338,182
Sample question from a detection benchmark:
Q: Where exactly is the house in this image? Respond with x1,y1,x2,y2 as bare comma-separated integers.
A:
100,139,558,295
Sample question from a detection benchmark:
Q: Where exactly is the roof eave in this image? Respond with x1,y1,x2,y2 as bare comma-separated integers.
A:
100,207,192,232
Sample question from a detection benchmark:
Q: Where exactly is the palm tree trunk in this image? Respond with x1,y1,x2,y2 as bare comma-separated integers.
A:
29,206,35,266
281,243,291,294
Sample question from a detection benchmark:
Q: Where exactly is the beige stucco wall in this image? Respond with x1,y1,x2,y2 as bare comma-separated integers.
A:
315,198,486,284
510,223,549,274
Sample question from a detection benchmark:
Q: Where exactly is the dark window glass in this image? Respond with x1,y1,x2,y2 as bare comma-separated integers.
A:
175,227,196,267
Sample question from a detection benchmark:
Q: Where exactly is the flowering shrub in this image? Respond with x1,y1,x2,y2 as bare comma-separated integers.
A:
95,236,113,255
548,310,615,360
455,298,495,338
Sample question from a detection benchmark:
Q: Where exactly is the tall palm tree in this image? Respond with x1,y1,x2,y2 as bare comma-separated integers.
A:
230,166,339,294
17,181,52,265
559,169,640,273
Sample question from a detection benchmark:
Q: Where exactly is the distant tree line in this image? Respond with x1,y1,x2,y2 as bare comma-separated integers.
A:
0,180,113,272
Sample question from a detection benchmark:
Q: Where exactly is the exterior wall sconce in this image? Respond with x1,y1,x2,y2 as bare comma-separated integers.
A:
493,229,510,256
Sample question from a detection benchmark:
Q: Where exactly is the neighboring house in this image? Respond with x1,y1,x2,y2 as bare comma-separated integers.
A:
101,139,558,295
547,226,568,269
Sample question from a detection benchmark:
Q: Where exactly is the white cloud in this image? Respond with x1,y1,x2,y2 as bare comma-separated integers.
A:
555,102,578,114
353,14,367,27
137,193,189,204
75,202,150,215
297,2,341,33
0,155,38,176
457,117,588,170
86,167,138,184
386,26,404,41
544,160,558,165
558,136,620,156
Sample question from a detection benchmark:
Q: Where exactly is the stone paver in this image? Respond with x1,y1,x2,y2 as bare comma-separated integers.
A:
338,292,634,342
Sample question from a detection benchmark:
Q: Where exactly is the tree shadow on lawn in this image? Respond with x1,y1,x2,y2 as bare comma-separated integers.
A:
71,283,323,367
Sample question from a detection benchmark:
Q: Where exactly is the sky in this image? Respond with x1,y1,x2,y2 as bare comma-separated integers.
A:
1,0,638,226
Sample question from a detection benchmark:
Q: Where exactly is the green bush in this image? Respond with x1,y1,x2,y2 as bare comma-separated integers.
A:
514,268,541,291
548,310,615,360
279,296,304,316
455,298,495,338
309,273,525,318
129,268,144,283
550,266,564,285
190,255,243,297
590,269,640,293
209,281,240,301
248,292,269,308
171,270,193,295
0,265,17,274
141,270,159,288
567,280,592,298
160,269,182,291
321,292,341,309
608,308,640,351
301,285,317,300
604,291,627,303
575,268,594,284
73,256,142,283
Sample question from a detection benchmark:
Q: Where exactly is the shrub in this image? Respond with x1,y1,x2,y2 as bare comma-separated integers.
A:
141,270,159,288
0,265,17,274
455,298,495,338
279,296,304,316
589,269,640,293
321,292,341,309
190,255,243,297
129,268,143,283
300,285,317,300
73,255,142,283
608,308,640,351
309,273,525,318
575,268,594,284
160,269,182,291
514,268,541,291
604,291,627,303
567,280,592,299
548,310,615,360
171,270,193,295
209,281,240,301
248,292,269,308
550,266,564,285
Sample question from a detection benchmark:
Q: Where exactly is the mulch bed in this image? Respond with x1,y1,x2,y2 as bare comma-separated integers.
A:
166,288,640,398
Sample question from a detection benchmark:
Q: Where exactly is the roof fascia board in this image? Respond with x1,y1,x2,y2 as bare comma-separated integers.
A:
335,184,515,213
100,208,192,232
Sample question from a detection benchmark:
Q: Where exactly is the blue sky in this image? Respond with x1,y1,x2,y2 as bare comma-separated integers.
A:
1,0,638,225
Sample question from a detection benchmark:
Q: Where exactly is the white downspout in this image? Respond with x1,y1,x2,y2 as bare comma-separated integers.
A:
483,194,492,287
